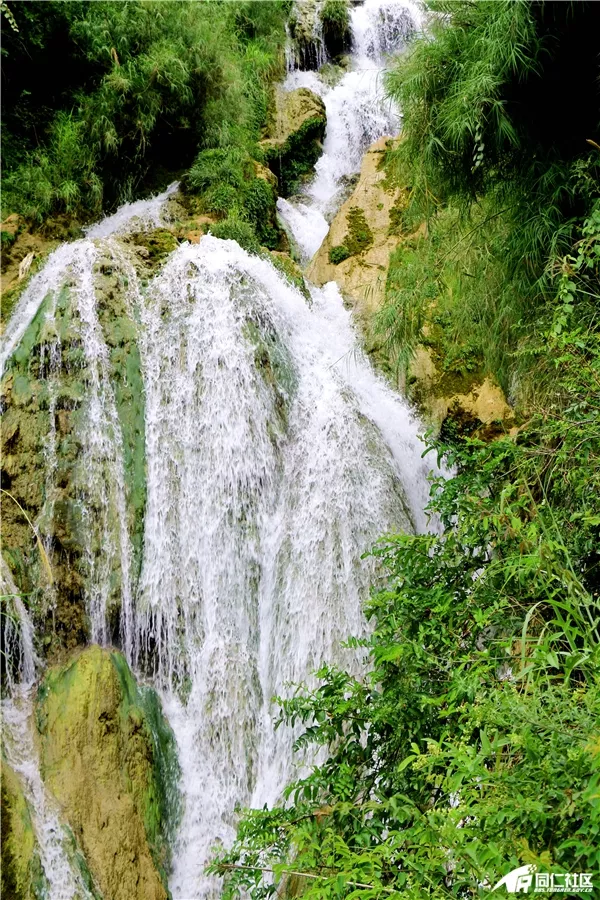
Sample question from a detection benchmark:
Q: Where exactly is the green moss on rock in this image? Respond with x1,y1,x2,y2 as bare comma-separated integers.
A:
0,761,43,900
132,229,179,270
243,313,298,437
1,252,147,655
260,88,326,196
344,207,374,255
36,645,180,900
266,250,311,300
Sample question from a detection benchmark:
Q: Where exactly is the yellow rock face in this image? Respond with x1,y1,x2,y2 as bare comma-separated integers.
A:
1,760,39,900
307,136,404,317
409,345,516,434
37,646,172,900
261,87,326,151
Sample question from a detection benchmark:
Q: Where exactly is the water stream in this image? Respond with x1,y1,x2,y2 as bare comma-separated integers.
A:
277,0,422,260
1,564,96,900
0,3,429,897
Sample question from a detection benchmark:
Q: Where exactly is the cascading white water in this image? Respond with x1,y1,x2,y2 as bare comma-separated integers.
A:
84,181,179,239
129,238,432,897
0,564,96,900
0,182,179,375
277,0,422,260
2,239,137,650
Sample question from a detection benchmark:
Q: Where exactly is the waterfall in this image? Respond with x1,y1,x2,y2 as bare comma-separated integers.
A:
0,3,434,898
276,0,423,255
130,239,430,897
1,566,97,899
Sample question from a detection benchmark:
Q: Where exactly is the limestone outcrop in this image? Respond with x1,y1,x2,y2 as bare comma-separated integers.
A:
36,646,180,900
407,344,516,437
308,136,405,317
260,87,326,195
308,136,515,435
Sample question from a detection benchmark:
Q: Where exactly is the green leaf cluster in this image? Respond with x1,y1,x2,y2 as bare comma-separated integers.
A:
1,0,290,222
185,147,280,250
380,0,599,394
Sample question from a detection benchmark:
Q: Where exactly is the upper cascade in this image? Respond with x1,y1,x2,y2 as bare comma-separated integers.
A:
276,0,422,260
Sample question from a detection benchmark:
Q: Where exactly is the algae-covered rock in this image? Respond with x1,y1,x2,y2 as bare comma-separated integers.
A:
36,645,180,900
407,346,516,437
1,245,146,655
308,137,407,316
267,250,311,301
288,0,324,70
260,88,326,196
1,760,42,900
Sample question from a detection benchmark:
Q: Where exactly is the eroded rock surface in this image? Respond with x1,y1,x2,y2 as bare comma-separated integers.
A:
308,136,405,316
36,645,180,900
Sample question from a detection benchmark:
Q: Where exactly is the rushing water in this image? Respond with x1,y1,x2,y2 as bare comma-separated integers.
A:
1,564,95,900
0,2,431,898
277,0,423,260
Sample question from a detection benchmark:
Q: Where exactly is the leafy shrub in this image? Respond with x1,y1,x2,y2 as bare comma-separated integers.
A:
186,148,280,250
185,148,249,195
344,206,373,254
382,0,599,395
3,113,102,221
241,178,279,249
1,1,290,221
328,245,351,265
209,217,261,255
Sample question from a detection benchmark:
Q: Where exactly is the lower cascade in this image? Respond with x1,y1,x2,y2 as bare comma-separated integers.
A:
0,2,435,898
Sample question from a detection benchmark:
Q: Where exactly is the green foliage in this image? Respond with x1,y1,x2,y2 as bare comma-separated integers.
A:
328,245,351,265
1,0,290,221
377,237,435,373
382,0,600,394
320,1,351,59
209,216,261,255
3,114,102,222
186,147,280,248
211,211,600,898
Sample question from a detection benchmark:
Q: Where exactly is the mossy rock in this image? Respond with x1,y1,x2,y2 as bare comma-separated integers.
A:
243,311,298,437
36,645,181,900
132,229,179,270
260,88,326,196
1,251,146,657
0,761,44,900
266,250,311,301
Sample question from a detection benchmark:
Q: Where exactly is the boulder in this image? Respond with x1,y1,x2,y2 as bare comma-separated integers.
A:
260,88,326,196
36,645,180,900
407,345,516,436
308,136,406,316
